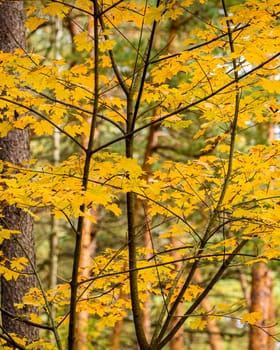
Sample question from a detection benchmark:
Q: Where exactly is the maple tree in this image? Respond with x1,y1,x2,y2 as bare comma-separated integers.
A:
0,0,280,349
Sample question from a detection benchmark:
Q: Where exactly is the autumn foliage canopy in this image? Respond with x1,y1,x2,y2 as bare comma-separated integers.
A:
0,0,280,349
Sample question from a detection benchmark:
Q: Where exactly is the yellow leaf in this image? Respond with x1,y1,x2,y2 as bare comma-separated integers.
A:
26,340,54,350
31,120,54,136
25,16,47,33
241,311,262,325
42,2,70,18
0,228,20,244
10,257,28,271
29,313,42,324
74,32,93,52
13,116,36,129
99,40,115,52
146,156,159,165
106,203,122,216
0,120,12,137
182,0,194,5
75,0,92,12
184,284,203,302
5,334,26,347
189,318,207,330
193,128,205,140
146,5,165,23
25,5,38,17
0,266,19,281
22,288,44,307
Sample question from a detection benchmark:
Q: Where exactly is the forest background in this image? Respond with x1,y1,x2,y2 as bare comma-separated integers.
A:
0,0,280,349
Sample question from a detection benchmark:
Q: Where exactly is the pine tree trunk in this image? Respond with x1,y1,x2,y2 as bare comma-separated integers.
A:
248,124,275,350
0,0,39,344
249,263,274,350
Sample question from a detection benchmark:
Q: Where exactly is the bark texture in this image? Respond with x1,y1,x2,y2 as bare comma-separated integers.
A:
249,263,275,350
0,0,39,344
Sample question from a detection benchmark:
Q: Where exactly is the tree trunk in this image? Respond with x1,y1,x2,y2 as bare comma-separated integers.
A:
75,208,97,350
247,123,276,350
249,263,275,350
0,0,39,345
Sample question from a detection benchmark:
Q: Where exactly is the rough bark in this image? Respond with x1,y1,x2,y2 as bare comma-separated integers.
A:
249,263,275,350
0,0,39,344
249,123,276,350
